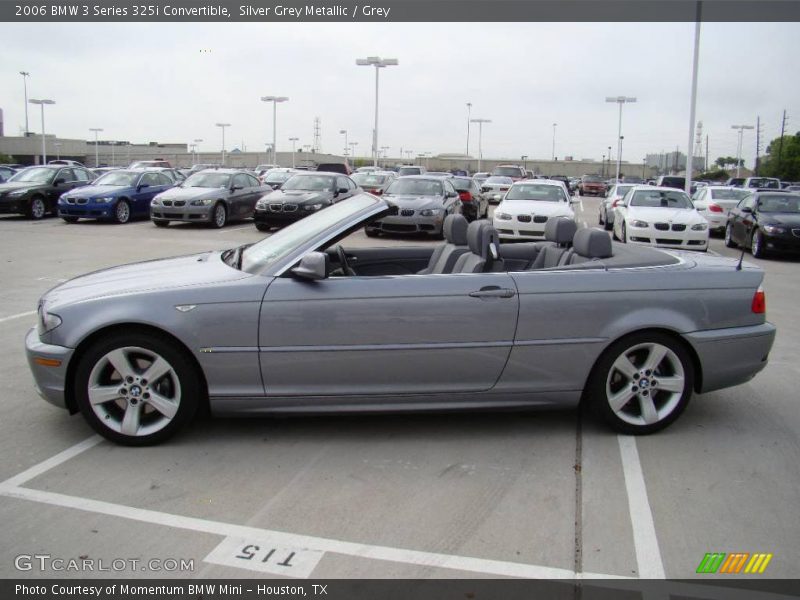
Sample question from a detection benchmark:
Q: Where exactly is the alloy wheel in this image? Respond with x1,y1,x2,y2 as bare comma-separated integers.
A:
30,197,46,219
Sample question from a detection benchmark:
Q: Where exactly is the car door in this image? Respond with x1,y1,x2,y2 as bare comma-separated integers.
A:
733,194,756,244
241,174,262,217
229,174,252,218
259,270,520,398
48,168,76,202
335,176,354,202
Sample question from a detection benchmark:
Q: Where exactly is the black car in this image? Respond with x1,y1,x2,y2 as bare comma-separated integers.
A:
253,172,360,231
0,165,18,183
450,176,489,221
724,191,800,258
0,165,95,219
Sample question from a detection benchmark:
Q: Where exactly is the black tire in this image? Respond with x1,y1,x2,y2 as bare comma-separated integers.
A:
114,199,131,224
26,196,47,220
74,331,201,446
586,331,695,435
61,216,79,224
750,229,766,258
364,226,379,238
153,219,169,228
724,223,737,248
211,202,227,228
255,222,272,232
604,216,613,231
621,223,628,243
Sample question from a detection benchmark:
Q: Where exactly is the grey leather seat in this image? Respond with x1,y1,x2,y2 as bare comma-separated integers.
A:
453,220,501,273
417,214,470,274
566,228,613,264
528,217,578,269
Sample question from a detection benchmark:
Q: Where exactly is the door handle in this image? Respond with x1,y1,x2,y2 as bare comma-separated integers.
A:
469,286,516,299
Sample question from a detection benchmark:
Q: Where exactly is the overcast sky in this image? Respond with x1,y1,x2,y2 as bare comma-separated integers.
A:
1,21,798,167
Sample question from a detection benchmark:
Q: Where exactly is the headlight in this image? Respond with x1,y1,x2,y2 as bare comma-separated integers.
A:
255,200,266,209
495,212,512,220
9,189,27,197
762,225,785,234
37,304,62,336
303,203,324,211
630,220,649,228
691,222,708,231
420,208,443,217
190,198,214,206
58,196,69,204
94,197,114,204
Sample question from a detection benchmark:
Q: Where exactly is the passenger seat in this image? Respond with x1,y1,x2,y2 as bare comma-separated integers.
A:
453,220,502,273
417,214,470,274
566,228,613,264
528,217,578,269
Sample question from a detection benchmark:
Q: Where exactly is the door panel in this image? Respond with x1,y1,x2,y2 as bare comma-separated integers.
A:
259,272,519,397
330,246,435,276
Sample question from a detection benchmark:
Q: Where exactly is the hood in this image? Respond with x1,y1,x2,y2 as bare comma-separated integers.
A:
43,252,249,309
759,213,800,227
627,206,702,224
262,189,333,204
156,186,223,201
0,181,43,194
383,194,444,210
497,200,573,217
64,185,131,199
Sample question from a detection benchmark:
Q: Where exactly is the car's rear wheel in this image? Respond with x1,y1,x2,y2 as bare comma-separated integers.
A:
61,216,79,224
153,219,169,228
27,196,47,220
211,202,227,228
621,223,628,243
588,332,694,434
751,229,766,258
724,223,737,248
74,332,200,445
114,199,130,224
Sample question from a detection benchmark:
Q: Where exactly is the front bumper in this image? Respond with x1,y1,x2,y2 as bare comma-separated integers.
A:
151,204,213,222
0,197,26,214
627,225,708,250
762,231,800,254
494,217,549,240
369,212,444,235
254,206,316,224
58,203,115,219
25,328,73,410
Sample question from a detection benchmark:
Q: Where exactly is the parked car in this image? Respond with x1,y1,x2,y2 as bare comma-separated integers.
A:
691,186,750,234
316,163,352,175
426,171,454,178
355,166,381,174
397,165,427,177
254,172,360,231
0,165,18,183
366,175,461,238
578,175,607,197
261,168,297,190
25,193,775,445
480,176,514,204
0,165,95,219
725,177,745,188
450,176,488,221
130,160,171,169
785,184,800,192
145,167,185,184
742,177,781,190
724,191,800,258
490,165,527,181
613,186,708,251
472,172,490,186
150,169,264,228
189,163,222,175
493,180,576,240
49,159,86,167
58,169,174,224
656,176,686,191
351,171,396,195
599,184,636,230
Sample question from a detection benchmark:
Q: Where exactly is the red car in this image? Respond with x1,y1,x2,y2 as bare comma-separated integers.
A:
578,175,608,196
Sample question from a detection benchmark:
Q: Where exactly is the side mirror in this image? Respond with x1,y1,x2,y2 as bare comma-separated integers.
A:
741,206,753,214
230,185,243,192
54,178,65,186
337,187,348,195
137,183,150,192
446,191,458,199
291,252,328,281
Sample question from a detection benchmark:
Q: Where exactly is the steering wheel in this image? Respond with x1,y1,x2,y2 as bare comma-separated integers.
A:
335,245,356,276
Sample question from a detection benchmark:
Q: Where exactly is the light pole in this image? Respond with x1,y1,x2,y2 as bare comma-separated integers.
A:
404,150,413,161
110,141,116,166
215,123,230,165
466,102,472,157
381,146,390,165
261,96,288,165
28,99,55,164
194,138,203,164
356,56,399,167
54,142,62,161
349,142,359,161
339,129,348,157
289,137,299,168
19,71,30,136
552,123,557,161
470,118,491,172
601,154,606,177
731,124,754,177
605,96,637,183
89,128,103,166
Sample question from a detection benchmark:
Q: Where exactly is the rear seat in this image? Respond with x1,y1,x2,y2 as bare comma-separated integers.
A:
528,217,578,269
453,220,502,273
417,214,470,274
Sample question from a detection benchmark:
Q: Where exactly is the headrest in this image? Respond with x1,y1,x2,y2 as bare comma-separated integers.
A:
544,217,578,245
443,214,469,246
573,228,613,259
466,220,499,259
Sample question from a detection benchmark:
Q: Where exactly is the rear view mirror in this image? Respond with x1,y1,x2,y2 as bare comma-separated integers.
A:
446,191,458,198
291,252,328,281
137,183,150,191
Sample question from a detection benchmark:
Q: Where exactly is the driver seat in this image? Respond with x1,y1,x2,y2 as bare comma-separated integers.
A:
417,214,470,274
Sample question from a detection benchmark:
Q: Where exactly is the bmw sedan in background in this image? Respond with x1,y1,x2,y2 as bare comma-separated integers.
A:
261,168,297,189
0,165,95,219
493,180,576,240
480,176,514,204
366,175,461,238
613,186,708,251
450,176,488,221
691,186,750,234
351,171,396,195
472,172,490,186
253,172,360,231
59,169,175,223
599,183,636,230
725,191,800,258
150,169,264,228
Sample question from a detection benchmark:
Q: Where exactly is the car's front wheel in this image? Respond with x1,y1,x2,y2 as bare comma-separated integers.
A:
114,199,130,224
211,202,227,228
153,219,169,228
27,196,47,220
621,222,628,243
751,229,766,258
255,222,271,232
724,223,737,248
74,332,201,445
588,332,694,434
61,216,79,224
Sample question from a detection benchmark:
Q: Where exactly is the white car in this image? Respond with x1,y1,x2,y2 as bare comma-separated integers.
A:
691,186,750,233
493,180,576,240
613,186,709,251
480,176,514,204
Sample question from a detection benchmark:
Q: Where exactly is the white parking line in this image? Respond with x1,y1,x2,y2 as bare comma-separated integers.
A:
618,435,665,578
0,435,102,489
0,310,37,324
218,224,253,233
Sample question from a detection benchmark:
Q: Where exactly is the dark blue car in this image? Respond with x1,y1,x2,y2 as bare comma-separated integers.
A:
58,169,174,223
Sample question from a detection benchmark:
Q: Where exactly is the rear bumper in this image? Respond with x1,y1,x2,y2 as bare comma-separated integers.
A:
25,328,73,410
685,323,776,393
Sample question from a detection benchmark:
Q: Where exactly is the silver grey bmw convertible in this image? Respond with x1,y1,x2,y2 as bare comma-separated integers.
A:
26,193,776,445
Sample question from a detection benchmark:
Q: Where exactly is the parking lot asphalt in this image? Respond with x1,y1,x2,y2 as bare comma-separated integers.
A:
1,198,798,583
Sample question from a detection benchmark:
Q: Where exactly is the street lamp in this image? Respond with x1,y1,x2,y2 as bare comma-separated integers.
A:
19,71,30,136
215,123,230,165
193,138,203,164
521,155,528,170
466,102,472,157
552,123,557,161
339,129,348,157
731,124,754,177
289,137,299,168
605,96,637,183
469,118,491,172
381,146,390,164
356,56,399,167
349,141,358,160
601,154,606,177
54,142,62,161
261,96,289,165
28,99,55,164
89,128,103,167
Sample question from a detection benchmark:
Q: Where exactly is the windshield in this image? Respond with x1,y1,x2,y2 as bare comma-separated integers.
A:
265,171,294,184
758,194,800,213
630,190,693,209
613,185,634,197
241,195,381,273
352,174,388,186
182,172,231,188
747,178,781,189
582,176,602,183
484,176,513,185
710,188,749,201
451,177,472,190
94,171,138,186
9,167,55,184
281,174,335,191
385,179,443,196
505,184,567,202
492,167,522,177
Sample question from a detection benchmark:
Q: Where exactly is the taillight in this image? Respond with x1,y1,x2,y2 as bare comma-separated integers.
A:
612,199,622,207
752,286,766,314
708,203,723,213
369,188,383,195
459,191,472,202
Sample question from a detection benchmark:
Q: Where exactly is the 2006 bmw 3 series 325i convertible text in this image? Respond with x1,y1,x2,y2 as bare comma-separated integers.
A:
25,193,776,445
